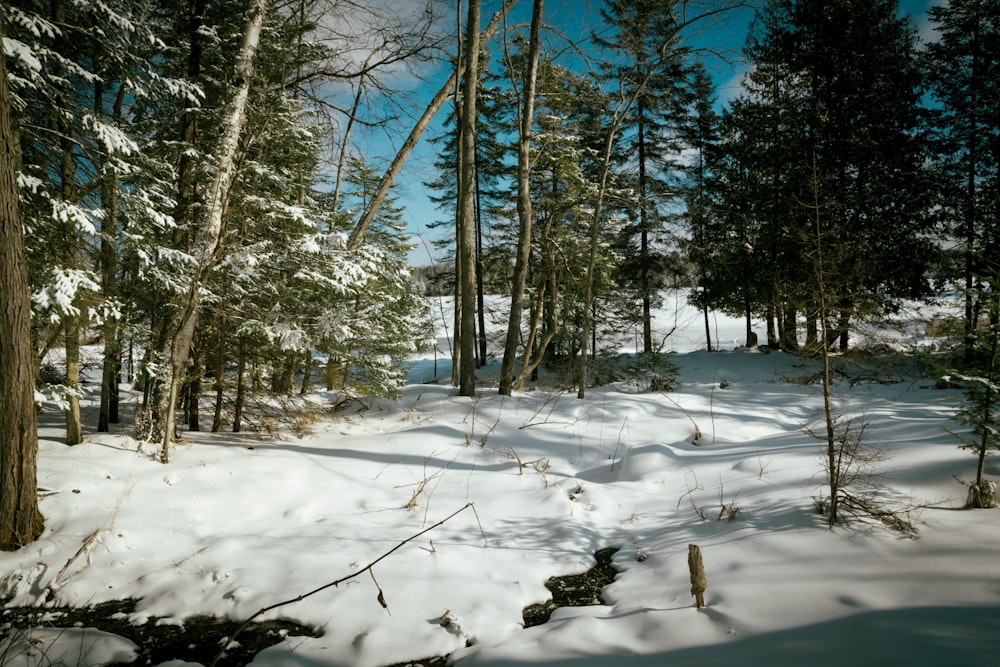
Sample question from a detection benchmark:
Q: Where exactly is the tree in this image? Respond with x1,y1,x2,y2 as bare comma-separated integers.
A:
711,58,811,351
924,0,1000,508
923,0,1000,353
725,0,934,350
576,0,738,397
679,61,722,350
950,311,1000,508
498,0,544,396
455,0,482,397
156,0,268,462
595,0,693,356
0,23,43,550
6,0,113,445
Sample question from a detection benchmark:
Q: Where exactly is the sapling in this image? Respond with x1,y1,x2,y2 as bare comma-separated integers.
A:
948,304,1000,508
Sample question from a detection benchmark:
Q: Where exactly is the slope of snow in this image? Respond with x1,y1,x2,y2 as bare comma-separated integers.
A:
2,296,998,666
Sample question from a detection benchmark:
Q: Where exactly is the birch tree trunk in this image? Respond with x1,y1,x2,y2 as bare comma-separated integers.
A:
499,0,544,396
0,28,43,549
158,0,268,462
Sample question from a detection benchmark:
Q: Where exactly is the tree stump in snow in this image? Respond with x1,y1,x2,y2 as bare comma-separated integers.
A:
967,480,998,509
688,544,707,608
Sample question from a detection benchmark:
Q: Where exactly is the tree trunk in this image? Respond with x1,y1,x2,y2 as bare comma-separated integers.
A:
158,0,268,461
233,344,247,433
637,102,653,355
64,316,83,445
744,298,752,348
499,0,543,396
456,0,481,397
687,544,707,608
781,306,798,352
212,330,226,433
473,148,487,367
97,96,122,432
973,315,998,493
0,29,43,549
703,301,712,352
963,12,981,360
300,353,312,395
766,305,778,349
185,336,202,432
52,0,82,447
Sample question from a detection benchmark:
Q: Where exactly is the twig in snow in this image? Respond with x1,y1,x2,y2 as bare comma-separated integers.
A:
209,502,481,667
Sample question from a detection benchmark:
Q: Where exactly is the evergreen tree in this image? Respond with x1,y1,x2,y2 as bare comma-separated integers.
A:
3,0,173,442
678,62,724,350
595,0,693,355
925,0,1000,507
923,0,1000,350
726,0,934,350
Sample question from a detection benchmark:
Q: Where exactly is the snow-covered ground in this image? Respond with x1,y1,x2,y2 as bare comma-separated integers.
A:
2,294,999,666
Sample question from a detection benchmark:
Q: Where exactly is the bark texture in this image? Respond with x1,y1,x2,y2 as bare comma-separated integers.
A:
456,0,481,397
687,544,707,608
0,28,43,550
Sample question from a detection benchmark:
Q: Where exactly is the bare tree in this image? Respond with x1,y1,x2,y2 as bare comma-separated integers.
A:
0,27,43,549
346,0,516,251
499,0,544,397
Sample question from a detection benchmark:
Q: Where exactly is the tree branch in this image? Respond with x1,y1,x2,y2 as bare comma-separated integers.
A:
209,502,481,667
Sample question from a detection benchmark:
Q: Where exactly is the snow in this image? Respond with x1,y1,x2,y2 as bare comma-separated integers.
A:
2,295,1000,666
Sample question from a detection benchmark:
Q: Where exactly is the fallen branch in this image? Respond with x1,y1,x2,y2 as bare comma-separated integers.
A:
53,529,100,585
209,502,483,667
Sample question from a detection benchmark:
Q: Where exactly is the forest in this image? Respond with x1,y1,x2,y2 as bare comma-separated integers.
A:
1,0,999,547
1,1,1000,664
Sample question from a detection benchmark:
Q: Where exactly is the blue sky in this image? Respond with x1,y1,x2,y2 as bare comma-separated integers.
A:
354,0,941,266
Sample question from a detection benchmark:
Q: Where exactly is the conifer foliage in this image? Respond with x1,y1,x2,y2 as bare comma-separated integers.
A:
0,0,439,455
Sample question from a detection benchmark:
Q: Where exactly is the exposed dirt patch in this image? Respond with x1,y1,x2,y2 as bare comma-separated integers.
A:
521,547,621,628
1,599,320,667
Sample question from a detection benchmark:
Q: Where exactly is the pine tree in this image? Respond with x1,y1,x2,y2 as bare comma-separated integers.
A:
923,0,1000,351
925,0,1000,507
679,62,723,350
595,0,693,355
725,0,934,350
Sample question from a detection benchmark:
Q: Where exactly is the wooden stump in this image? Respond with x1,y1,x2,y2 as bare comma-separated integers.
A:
688,544,707,608
967,480,998,509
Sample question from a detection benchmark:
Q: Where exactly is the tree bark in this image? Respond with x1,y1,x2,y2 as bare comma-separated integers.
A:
499,0,544,396
96,43,128,433
456,0,481,397
637,101,653,355
687,544,707,608
0,28,43,550
64,316,83,445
